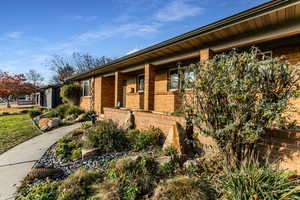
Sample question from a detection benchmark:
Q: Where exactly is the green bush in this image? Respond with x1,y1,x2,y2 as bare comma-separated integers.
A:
180,48,300,161
55,136,82,161
217,160,300,200
28,109,42,118
66,106,84,116
55,104,71,118
84,121,128,152
60,84,82,105
126,128,162,151
16,180,59,200
58,169,104,200
101,154,158,199
152,176,210,200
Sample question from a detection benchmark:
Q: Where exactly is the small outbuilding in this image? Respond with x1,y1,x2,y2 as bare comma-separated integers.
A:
37,84,63,109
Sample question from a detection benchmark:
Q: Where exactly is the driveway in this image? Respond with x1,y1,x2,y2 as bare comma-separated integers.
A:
0,123,81,200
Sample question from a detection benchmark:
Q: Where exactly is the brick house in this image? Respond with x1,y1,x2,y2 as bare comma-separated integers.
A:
67,0,300,173
68,0,300,130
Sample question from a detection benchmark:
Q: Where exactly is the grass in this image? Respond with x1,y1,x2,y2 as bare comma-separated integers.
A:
0,114,42,154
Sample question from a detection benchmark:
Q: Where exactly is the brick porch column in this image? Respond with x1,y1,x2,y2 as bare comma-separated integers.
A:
144,63,155,111
114,71,124,107
200,48,214,63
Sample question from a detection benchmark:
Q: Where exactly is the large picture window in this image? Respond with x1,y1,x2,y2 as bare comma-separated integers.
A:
81,80,91,96
137,74,144,92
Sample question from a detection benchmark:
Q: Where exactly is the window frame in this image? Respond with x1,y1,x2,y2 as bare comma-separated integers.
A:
169,68,179,91
137,74,145,92
81,79,91,97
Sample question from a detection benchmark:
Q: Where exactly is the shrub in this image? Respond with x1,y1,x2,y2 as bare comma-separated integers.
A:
60,84,82,105
103,154,158,199
217,160,300,200
20,109,29,114
84,121,128,152
152,176,210,200
81,110,96,122
28,109,42,118
180,48,300,162
164,145,178,157
55,104,71,118
126,128,162,151
46,110,59,118
58,169,104,200
16,180,59,200
66,106,84,116
55,136,82,161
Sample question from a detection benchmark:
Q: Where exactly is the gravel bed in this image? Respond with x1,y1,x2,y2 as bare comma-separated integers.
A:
33,143,126,180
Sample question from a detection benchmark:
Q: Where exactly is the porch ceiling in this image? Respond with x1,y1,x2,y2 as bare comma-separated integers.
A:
68,0,300,81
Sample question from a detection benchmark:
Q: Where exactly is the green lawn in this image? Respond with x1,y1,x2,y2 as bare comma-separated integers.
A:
0,114,41,154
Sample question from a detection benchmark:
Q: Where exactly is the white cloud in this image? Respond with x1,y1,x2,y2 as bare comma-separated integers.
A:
71,15,98,22
76,23,161,41
155,0,203,22
126,48,140,55
5,31,23,39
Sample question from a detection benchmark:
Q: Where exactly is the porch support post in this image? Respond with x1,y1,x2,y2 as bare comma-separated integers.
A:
114,71,124,107
144,63,155,111
200,48,214,63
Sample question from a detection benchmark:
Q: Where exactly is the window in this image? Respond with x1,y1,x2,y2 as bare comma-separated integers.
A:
169,69,179,90
81,80,91,96
137,74,144,92
184,71,195,89
169,68,195,90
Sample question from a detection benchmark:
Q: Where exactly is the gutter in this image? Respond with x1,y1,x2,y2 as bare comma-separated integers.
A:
67,0,299,81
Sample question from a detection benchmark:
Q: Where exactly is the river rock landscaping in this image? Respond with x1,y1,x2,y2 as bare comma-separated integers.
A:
16,119,300,200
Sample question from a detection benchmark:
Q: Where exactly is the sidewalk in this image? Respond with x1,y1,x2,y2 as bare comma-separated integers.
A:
0,123,81,200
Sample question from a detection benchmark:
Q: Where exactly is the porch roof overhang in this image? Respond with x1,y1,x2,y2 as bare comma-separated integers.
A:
68,0,300,81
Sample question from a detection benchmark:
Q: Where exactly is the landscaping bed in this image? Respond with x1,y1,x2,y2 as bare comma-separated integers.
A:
16,120,300,200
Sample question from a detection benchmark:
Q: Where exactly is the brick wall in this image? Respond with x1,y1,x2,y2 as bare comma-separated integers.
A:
80,96,92,111
94,76,115,114
133,111,185,137
104,107,130,125
272,45,300,125
126,93,144,109
261,129,300,174
103,107,300,174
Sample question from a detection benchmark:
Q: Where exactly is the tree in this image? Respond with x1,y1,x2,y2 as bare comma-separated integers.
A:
47,53,112,84
48,55,75,84
180,48,300,163
0,72,36,107
26,69,44,87
72,52,112,73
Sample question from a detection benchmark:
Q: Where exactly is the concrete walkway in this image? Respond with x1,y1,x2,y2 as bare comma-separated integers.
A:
0,123,81,200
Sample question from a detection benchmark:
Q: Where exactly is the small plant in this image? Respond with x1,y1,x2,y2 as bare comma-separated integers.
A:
60,84,82,105
164,145,178,157
28,109,42,118
104,154,159,199
217,160,300,200
58,168,104,200
66,106,84,116
126,128,162,151
16,180,59,200
55,104,71,118
81,121,92,129
55,136,82,161
152,176,210,200
84,121,128,152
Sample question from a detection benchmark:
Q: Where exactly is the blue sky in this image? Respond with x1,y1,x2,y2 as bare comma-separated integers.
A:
0,0,268,82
